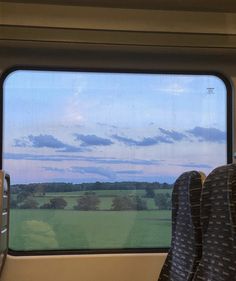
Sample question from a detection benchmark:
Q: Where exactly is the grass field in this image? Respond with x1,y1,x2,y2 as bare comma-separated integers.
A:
9,209,171,251
10,188,172,251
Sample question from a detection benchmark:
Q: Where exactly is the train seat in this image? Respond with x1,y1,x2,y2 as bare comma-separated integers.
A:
158,171,204,281
193,164,236,280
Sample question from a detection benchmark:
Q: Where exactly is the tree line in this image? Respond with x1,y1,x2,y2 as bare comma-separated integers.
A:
11,181,173,194
11,191,171,211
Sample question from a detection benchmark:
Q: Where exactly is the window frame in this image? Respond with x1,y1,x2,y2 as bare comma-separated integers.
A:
0,66,233,256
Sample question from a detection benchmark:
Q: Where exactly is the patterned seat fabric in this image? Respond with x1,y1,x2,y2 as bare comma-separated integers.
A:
158,171,203,281
193,164,236,281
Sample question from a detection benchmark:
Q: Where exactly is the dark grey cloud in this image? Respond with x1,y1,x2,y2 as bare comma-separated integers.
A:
14,134,85,153
4,152,161,166
155,136,174,144
96,122,118,129
94,158,161,166
111,134,173,146
174,162,212,169
70,166,116,180
3,152,61,161
75,134,113,146
110,127,225,147
111,135,139,146
43,167,66,172
159,128,186,141
186,127,226,143
28,134,66,149
14,138,29,147
4,153,82,162
116,170,143,175
57,145,87,153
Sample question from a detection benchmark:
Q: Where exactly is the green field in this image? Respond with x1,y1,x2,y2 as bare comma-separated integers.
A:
9,209,171,251
10,187,172,251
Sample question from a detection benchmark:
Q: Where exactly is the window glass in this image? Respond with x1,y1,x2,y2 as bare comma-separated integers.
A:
3,70,228,252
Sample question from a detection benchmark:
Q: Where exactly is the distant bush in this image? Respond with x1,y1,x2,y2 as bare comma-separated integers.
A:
10,198,18,209
111,196,147,211
19,198,39,209
154,193,171,210
49,197,67,209
145,188,155,198
84,191,96,196
17,191,33,203
40,203,52,209
74,193,100,210
134,196,148,210
40,197,67,209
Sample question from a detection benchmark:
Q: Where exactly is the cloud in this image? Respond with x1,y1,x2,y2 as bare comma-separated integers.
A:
14,134,85,153
161,82,185,95
96,122,118,129
4,152,161,166
155,136,174,144
159,128,186,141
111,134,173,146
75,134,113,146
70,166,116,180
186,127,226,143
14,138,30,147
116,170,143,175
43,167,66,172
57,145,87,153
95,158,161,166
111,135,139,146
27,135,66,149
174,162,212,169
4,153,75,162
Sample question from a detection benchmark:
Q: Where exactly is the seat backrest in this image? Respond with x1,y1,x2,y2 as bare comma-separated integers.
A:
0,171,10,276
193,164,236,281
158,171,204,281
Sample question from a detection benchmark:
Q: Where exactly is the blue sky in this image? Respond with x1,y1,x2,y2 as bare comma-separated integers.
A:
3,70,227,184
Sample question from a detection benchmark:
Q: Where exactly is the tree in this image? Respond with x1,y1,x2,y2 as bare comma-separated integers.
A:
111,196,134,211
74,193,100,210
145,188,155,198
40,197,67,209
112,196,148,211
19,198,39,209
10,198,18,209
162,182,170,189
17,191,33,203
35,184,45,196
154,193,171,210
40,203,52,209
133,196,148,210
49,197,67,209
94,181,102,190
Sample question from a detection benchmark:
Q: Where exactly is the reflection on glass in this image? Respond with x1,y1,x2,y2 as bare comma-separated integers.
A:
3,71,227,251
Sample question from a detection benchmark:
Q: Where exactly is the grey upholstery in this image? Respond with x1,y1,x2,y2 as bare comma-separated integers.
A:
0,171,10,276
158,171,203,281
193,164,236,281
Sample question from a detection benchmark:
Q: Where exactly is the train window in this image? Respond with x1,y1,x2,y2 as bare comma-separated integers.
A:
2,69,230,254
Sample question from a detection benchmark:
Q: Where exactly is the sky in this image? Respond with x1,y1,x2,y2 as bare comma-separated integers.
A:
2,70,227,184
